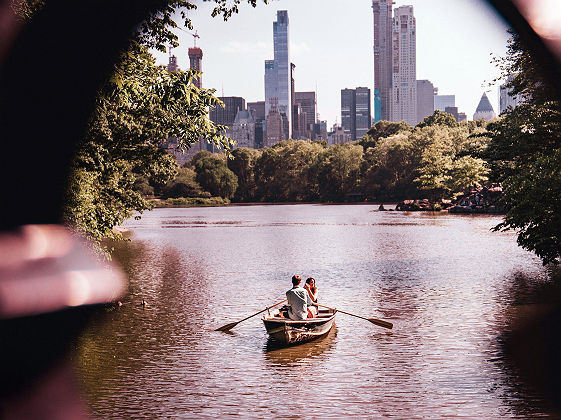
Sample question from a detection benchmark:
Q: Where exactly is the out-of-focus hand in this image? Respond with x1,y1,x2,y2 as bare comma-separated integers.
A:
0,224,126,319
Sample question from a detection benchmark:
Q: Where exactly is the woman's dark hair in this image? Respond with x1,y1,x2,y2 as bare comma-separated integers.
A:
306,277,315,284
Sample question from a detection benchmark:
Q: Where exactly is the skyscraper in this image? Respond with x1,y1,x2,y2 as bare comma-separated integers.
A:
167,54,179,73
355,87,372,139
341,89,356,141
294,91,316,139
247,101,266,148
340,87,372,141
372,0,393,121
434,94,455,111
188,47,203,89
473,92,496,121
265,10,291,138
231,110,256,149
391,5,417,126
416,79,435,124
209,97,246,127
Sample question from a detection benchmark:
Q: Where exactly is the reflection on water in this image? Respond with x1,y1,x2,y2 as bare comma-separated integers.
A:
74,205,560,418
264,326,338,362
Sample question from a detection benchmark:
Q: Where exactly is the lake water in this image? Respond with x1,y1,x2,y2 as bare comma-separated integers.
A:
74,204,560,418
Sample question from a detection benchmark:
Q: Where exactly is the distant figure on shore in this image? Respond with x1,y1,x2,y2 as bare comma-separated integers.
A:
304,277,319,318
286,275,314,320
379,204,386,211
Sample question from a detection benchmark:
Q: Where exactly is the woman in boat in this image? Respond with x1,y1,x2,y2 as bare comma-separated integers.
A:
305,277,318,318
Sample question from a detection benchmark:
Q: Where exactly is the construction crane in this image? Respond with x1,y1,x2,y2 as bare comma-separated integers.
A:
176,26,200,48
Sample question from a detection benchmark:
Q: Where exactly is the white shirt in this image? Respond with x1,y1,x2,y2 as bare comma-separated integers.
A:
286,286,313,320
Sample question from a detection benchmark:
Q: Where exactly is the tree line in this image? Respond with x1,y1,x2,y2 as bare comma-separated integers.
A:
147,113,490,206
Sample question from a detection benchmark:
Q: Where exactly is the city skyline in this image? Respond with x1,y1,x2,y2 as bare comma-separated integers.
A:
153,0,510,128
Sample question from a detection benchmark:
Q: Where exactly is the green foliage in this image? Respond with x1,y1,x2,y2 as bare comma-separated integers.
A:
162,167,208,199
227,147,260,202
192,151,238,199
361,132,419,199
65,43,233,242
154,196,230,207
358,120,412,150
254,140,325,201
493,149,561,265
316,144,363,202
10,0,45,20
133,177,155,197
482,102,561,182
416,110,459,129
483,32,561,264
415,145,453,198
449,156,489,192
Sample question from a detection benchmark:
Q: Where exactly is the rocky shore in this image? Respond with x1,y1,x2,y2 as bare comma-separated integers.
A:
394,184,506,214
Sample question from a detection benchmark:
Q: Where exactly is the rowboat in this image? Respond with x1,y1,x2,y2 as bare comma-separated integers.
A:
262,306,337,345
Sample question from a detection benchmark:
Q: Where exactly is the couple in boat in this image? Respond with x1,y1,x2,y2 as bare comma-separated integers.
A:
285,275,319,320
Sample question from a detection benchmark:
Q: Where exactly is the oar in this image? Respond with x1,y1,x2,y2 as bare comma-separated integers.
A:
215,299,288,332
316,303,393,329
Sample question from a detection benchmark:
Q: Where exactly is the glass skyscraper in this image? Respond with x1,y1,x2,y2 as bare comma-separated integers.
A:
391,5,417,126
265,10,291,137
355,87,372,139
373,0,393,122
341,87,372,141
341,89,356,141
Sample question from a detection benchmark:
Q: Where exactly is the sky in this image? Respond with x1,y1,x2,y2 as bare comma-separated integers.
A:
152,0,511,128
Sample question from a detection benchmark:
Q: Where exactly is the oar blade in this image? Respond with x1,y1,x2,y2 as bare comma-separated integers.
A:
215,321,239,332
369,318,393,329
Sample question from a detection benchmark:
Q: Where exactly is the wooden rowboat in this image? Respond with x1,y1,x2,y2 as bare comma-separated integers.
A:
262,306,337,345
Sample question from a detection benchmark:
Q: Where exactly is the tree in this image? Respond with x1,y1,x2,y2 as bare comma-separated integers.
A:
227,147,261,202
162,167,208,199
449,156,489,192
482,32,561,264
416,110,459,129
414,144,453,200
254,140,324,201
192,151,238,199
494,150,561,265
63,44,231,243
358,120,412,150
316,144,363,201
361,132,419,200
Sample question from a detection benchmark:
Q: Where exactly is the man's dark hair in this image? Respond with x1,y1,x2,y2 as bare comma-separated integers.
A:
291,275,301,286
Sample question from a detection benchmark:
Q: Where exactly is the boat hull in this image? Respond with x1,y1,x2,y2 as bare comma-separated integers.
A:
262,309,336,345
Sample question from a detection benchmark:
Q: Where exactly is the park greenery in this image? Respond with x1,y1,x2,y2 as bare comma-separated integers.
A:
14,1,560,265
479,33,561,265
153,115,490,207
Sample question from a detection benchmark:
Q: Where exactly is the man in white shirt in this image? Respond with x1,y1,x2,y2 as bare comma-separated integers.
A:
285,275,314,320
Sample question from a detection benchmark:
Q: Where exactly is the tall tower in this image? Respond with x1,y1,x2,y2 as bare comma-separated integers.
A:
416,79,435,124
355,87,372,139
372,0,393,122
167,52,179,73
265,10,291,139
391,5,417,126
473,92,496,121
341,88,356,141
188,32,203,89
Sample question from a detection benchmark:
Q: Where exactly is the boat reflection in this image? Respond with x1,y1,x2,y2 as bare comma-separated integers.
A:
264,325,338,366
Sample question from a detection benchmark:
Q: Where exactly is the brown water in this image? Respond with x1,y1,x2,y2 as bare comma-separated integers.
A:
74,204,560,418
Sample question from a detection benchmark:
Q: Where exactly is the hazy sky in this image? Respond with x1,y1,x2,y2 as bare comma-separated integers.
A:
152,0,511,127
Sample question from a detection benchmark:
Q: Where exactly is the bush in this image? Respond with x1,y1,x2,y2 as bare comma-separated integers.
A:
153,197,230,207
